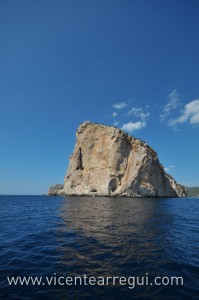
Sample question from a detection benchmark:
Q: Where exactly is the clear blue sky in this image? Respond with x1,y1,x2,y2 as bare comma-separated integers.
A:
0,0,199,194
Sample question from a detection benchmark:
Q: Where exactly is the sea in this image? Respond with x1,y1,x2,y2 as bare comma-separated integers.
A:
0,196,198,300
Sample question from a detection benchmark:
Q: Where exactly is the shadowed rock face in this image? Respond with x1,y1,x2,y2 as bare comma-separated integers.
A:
53,121,187,197
48,184,64,196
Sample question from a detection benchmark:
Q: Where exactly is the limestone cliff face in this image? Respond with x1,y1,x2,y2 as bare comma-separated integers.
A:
56,121,187,197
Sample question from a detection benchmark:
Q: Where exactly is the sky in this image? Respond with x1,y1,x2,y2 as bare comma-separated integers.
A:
0,0,199,194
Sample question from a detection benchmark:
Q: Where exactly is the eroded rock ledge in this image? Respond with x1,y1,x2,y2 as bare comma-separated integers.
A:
49,121,187,197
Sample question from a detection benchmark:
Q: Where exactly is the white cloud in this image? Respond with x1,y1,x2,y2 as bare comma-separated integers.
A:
169,99,199,127
127,107,142,116
121,121,146,132
112,112,118,117
113,102,127,109
113,121,119,126
164,165,174,172
121,106,150,133
127,107,150,119
160,89,181,121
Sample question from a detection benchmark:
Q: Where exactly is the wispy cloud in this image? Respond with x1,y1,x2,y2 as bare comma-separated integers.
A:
113,121,119,126
113,102,127,109
112,112,118,117
121,106,150,133
160,89,181,121
127,107,150,119
164,165,174,172
169,99,199,127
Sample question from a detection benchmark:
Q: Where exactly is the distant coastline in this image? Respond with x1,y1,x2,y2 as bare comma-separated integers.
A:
186,187,199,197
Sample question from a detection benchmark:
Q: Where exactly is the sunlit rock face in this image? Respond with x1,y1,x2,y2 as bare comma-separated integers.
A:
55,121,187,197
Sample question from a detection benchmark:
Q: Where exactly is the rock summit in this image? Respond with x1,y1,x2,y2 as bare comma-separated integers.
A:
49,121,187,197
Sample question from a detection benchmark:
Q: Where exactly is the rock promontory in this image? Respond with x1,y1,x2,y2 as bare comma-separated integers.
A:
50,121,187,197
48,184,64,196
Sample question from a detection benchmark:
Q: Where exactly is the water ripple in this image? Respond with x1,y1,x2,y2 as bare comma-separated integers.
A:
0,196,198,299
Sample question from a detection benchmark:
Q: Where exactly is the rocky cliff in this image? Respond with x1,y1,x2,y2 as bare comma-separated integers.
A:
50,121,187,197
48,184,64,196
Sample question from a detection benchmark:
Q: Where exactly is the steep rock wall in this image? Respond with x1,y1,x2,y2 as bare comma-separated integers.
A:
54,122,187,197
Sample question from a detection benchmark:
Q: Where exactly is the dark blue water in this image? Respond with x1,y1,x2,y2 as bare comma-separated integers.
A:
0,196,198,299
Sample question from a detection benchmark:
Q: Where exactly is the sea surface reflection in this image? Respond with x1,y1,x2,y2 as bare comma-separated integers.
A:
0,196,198,299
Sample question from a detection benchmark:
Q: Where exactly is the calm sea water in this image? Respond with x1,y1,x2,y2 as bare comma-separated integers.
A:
0,196,198,300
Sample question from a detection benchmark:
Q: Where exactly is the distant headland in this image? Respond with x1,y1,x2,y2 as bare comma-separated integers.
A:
48,121,187,198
